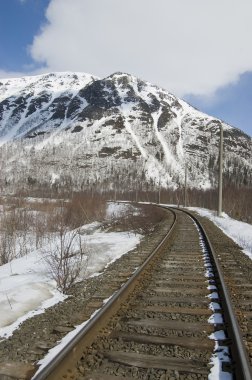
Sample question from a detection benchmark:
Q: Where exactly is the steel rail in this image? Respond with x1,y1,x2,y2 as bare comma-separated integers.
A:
32,208,177,380
177,207,252,380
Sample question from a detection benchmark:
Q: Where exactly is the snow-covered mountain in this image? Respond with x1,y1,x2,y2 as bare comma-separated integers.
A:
0,72,251,192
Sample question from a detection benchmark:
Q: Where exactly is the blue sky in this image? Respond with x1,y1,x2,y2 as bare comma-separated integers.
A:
0,0,251,137
0,0,50,72
185,72,252,136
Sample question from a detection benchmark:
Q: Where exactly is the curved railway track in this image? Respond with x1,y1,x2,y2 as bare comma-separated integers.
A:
31,206,252,380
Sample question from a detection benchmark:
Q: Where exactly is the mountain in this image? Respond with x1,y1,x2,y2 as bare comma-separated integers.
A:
0,72,251,193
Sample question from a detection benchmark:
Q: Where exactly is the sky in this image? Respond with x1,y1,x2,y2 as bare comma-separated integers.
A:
0,0,251,137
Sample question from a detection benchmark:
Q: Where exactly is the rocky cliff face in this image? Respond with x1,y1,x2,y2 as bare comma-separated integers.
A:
0,71,251,192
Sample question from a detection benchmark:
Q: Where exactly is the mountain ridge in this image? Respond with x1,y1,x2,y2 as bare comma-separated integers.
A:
0,71,251,192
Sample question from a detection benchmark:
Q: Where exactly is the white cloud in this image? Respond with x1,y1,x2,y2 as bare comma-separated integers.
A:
0,69,27,79
14,0,252,97
0,67,49,80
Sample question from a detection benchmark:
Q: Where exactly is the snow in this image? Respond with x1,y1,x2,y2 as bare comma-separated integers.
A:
120,103,148,159
209,331,232,380
189,206,252,379
0,72,97,101
0,72,98,146
31,199,247,380
188,207,252,259
1,201,248,380
32,203,249,380
152,108,181,172
189,205,252,379
106,201,139,219
0,205,141,338
0,287,65,339
0,71,250,191
194,217,232,380
81,226,140,277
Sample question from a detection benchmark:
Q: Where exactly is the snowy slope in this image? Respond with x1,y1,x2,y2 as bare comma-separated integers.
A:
0,72,251,191
0,72,97,143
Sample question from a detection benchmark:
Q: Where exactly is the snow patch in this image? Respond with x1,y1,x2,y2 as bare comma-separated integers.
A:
0,204,141,337
189,207,252,259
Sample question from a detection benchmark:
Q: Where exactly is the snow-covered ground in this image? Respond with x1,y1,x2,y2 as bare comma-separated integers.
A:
106,201,140,219
0,203,141,338
188,207,252,259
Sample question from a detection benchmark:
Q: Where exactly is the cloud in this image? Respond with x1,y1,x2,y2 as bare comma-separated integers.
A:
19,0,252,97
0,69,28,79
0,67,48,80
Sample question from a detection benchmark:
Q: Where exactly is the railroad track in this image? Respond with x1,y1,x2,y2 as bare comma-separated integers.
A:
29,207,252,379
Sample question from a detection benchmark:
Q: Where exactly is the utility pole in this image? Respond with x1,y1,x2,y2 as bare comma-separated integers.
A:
218,124,223,217
184,163,187,207
158,178,161,204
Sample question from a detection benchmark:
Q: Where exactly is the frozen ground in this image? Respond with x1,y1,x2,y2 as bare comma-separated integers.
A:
0,203,141,338
188,207,252,259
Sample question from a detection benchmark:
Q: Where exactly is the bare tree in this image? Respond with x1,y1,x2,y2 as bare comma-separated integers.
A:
0,232,14,265
0,209,17,265
44,228,89,293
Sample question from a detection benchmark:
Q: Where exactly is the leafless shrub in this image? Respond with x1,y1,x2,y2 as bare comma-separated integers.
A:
0,209,17,264
104,203,167,235
0,232,15,265
34,216,47,249
64,192,107,228
0,206,34,262
0,191,107,266
43,228,89,294
118,185,251,224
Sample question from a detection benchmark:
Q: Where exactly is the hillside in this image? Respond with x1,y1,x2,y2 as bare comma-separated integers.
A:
0,72,251,193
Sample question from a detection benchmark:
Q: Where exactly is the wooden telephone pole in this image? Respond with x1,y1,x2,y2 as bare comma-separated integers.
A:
218,124,223,217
